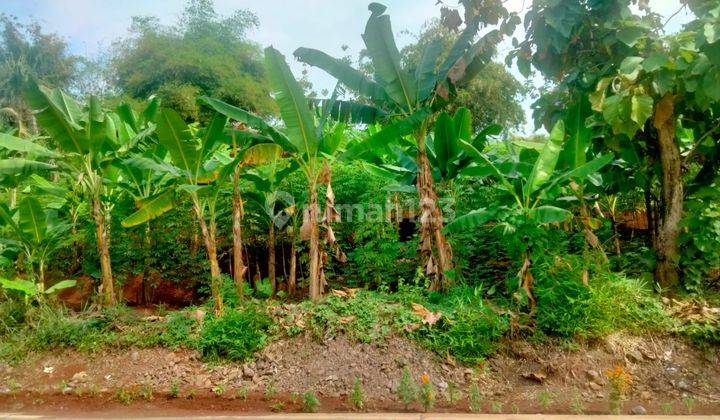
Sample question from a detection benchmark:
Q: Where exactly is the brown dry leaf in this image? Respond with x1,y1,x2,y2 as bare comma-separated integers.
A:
523,369,547,383
411,302,442,325
338,315,356,324
331,289,348,298
299,208,312,240
404,323,420,332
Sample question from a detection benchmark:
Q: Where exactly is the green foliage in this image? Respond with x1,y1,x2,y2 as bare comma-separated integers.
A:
468,382,483,412
301,390,320,413
199,307,271,361
111,0,274,120
349,378,365,410
397,368,418,407
681,187,720,293
534,257,670,338
415,286,509,363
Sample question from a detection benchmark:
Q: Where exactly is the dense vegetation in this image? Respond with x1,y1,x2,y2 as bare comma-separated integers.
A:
1,0,719,372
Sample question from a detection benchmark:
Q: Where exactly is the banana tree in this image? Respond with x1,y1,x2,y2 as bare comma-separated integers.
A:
446,121,613,312
243,157,297,295
22,81,151,306
293,3,518,290
202,47,345,302
0,197,71,292
0,131,58,209
122,108,282,313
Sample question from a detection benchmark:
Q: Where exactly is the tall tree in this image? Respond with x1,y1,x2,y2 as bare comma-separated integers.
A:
111,0,274,122
0,14,77,134
512,0,720,287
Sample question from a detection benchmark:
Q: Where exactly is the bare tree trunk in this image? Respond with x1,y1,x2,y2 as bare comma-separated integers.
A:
193,202,223,315
653,94,683,288
232,167,247,298
416,129,454,291
92,195,116,307
268,222,276,295
308,185,321,302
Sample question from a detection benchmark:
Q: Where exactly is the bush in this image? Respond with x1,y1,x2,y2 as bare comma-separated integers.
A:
199,307,271,361
535,257,670,338
416,289,509,363
160,311,199,349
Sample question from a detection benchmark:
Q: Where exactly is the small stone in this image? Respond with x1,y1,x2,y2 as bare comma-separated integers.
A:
631,405,647,415
640,391,652,401
437,381,448,391
676,380,690,390
242,365,255,378
626,350,644,363
588,382,603,391
586,370,601,383
131,351,140,361
43,366,55,374
72,371,88,383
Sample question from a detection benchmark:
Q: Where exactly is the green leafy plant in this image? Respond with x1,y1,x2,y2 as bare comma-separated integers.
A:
397,367,418,409
199,308,271,361
349,378,365,410
418,372,435,411
301,390,320,413
468,382,483,412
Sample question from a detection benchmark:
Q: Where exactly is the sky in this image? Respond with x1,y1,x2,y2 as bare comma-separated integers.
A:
0,0,695,134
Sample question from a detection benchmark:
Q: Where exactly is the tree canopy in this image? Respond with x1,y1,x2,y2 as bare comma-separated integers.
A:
110,0,275,121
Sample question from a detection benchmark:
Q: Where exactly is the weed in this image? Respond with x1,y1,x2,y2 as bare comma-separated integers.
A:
140,382,154,401
114,387,134,405
270,401,285,412
349,378,365,410
418,372,435,412
199,308,271,362
660,400,673,415
212,382,225,397
302,390,320,413
236,386,249,401
169,379,180,398
491,400,503,413
511,402,520,414
290,391,300,404
185,389,196,400
683,395,695,414
7,379,21,391
397,367,418,408
606,365,631,414
468,382,483,412
537,389,554,411
571,391,585,414
263,383,276,400
443,381,460,403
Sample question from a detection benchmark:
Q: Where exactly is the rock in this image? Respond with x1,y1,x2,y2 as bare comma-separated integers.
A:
130,351,140,361
588,382,603,391
585,369,601,383
0,387,10,395
437,381,448,391
676,380,690,390
631,405,647,415
242,365,255,379
71,371,88,383
43,366,55,374
626,350,644,363
640,391,652,401
640,348,656,360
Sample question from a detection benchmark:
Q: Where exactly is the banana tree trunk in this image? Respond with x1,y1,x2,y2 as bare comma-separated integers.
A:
232,167,247,298
92,195,116,307
193,202,223,315
268,222,276,295
38,259,46,294
415,129,454,291
288,240,297,295
141,222,152,305
308,184,321,302
8,188,17,209
653,94,683,288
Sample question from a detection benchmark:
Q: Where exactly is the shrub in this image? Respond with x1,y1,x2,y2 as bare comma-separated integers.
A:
199,307,271,361
160,312,199,349
349,377,365,410
534,257,670,338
